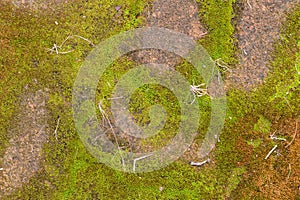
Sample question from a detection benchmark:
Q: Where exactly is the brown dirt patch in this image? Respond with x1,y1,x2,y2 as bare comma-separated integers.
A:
234,118,300,199
0,89,49,197
131,0,207,67
256,118,300,199
229,0,299,90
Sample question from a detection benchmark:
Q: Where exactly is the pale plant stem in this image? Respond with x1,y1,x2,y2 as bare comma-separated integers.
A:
98,100,125,170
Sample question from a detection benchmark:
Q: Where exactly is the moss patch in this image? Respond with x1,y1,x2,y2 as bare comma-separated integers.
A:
197,0,236,64
1,1,299,199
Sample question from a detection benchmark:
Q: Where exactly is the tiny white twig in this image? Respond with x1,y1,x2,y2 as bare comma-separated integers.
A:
47,34,94,55
98,100,125,170
133,153,153,172
199,31,208,37
246,0,252,9
47,48,75,54
265,145,278,160
54,43,58,54
215,58,231,72
58,35,94,48
270,131,286,141
107,96,124,100
283,96,292,111
190,83,208,104
190,158,210,166
54,117,60,141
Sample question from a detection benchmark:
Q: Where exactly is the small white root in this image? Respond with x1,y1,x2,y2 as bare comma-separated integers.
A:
246,0,252,9
265,145,278,160
270,131,286,141
47,35,94,55
133,154,153,172
214,58,231,72
190,84,208,104
54,117,60,141
98,100,125,170
190,158,210,166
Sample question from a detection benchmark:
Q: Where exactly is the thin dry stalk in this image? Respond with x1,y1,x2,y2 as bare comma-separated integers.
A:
59,35,95,48
270,130,286,141
54,117,60,141
47,35,94,55
190,83,208,104
190,158,210,166
98,100,125,170
199,31,208,37
285,119,298,148
133,153,153,172
215,58,231,72
107,96,124,100
246,0,252,9
265,144,278,160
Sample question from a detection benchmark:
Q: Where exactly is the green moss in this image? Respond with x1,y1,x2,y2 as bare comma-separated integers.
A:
246,138,262,149
226,5,300,198
198,0,237,64
0,0,242,199
253,115,271,134
1,0,299,199
256,6,300,118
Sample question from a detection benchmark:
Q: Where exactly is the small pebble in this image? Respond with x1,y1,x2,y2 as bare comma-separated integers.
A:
0,168,3,170
55,21,58,25
115,6,121,11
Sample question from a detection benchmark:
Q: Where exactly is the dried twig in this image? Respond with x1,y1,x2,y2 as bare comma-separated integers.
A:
284,96,293,111
270,130,286,141
47,34,94,55
215,58,231,72
287,163,292,179
190,158,210,166
54,117,60,141
133,153,153,172
59,35,94,48
190,84,208,97
47,48,74,55
107,96,124,100
53,43,58,54
265,145,278,160
98,100,125,170
199,31,208,37
285,119,298,148
246,0,252,9
190,83,208,104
